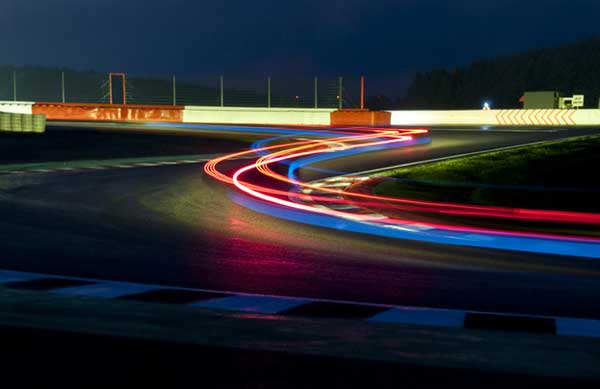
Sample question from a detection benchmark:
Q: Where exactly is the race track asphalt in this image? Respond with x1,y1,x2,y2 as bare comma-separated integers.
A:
1,127,600,319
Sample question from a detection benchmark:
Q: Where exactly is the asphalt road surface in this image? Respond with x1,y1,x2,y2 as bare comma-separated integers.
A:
2,127,600,319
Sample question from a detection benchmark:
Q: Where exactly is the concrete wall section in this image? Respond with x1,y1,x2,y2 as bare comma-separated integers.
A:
390,110,498,126
183,106,334,126
389,109,600,127
0,101,34,115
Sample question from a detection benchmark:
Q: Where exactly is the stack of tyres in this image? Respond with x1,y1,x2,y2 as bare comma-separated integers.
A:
22,113,34,132
33,114,46,133
0,112,46,133
10,113,23,132
0,112,10,131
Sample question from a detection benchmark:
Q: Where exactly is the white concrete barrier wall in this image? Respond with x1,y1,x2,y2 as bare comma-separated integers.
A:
183,106,334,126
0,101,34,115
389,109,600,127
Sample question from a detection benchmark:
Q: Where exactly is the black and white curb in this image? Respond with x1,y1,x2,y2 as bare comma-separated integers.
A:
1,269,599,338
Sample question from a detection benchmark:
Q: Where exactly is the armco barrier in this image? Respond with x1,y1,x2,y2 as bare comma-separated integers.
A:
0,112,46,133
183,106,334,126
0,101,34,115
389,109,600,127
32,103,184,123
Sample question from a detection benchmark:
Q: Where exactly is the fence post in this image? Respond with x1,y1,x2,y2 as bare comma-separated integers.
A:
172,75,177,106
360,75,365,110
338,76,343,109
220,75,224,107
314,77,318,109
267,77,271,108
61,71,66,103
108,73,113,104
12,70,17,102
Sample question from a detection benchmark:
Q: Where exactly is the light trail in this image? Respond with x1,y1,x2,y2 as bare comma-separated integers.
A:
204,126,600,257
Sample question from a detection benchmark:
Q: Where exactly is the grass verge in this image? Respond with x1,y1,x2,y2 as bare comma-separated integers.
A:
375,135,600,213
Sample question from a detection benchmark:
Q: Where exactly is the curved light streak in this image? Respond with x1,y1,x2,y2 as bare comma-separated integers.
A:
203,125,600,258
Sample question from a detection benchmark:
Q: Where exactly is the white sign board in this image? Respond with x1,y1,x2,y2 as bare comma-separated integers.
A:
572,95,584,108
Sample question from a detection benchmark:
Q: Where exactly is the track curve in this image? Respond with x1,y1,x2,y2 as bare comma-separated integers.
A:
2,125,600,319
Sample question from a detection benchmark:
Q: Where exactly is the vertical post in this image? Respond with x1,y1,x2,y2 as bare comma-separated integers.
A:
267,77,271,108
360,75,365,110
338,76,343,109
122,74,127,105
220,75,224,107
109,73,113,104
172,75,177,106
61,71,66,103
12,70,17,102
314,77,318,109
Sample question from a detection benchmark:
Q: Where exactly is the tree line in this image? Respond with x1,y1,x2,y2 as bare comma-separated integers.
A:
396,37,600,110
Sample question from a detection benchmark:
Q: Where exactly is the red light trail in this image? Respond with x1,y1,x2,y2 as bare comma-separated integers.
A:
205,127,600,245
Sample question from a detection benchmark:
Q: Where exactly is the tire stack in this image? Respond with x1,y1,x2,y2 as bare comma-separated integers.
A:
0,112,46,133
32,114,46,133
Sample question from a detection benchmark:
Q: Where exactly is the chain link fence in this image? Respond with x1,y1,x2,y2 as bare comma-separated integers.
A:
0,67,362,109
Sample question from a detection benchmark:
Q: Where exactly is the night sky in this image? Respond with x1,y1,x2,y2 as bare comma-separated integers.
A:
2,0,600,96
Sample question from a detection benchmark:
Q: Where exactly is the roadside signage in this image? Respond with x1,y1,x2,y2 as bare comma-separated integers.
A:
572,95,585,108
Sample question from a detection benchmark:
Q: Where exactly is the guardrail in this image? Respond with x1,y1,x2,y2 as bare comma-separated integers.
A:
0,112,46,133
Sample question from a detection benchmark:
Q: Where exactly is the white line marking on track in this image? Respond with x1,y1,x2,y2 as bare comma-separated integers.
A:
320,182,353,188
321,204,361,210
134,163,161,167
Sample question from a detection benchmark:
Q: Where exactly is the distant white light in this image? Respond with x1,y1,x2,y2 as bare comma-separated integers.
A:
483,102,491,110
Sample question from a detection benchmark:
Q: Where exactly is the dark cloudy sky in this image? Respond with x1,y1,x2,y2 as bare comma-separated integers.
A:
2,0,599,95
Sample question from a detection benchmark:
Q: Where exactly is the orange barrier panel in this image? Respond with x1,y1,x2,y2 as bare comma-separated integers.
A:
331,109,391,126
32,103,183,122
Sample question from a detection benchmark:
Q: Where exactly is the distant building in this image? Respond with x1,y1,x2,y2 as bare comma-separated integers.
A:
522,91,561,109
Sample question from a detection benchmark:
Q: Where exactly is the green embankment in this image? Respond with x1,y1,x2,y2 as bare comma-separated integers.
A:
375,135,600,213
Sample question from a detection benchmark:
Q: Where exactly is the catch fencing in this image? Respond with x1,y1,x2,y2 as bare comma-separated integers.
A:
0,67,363,109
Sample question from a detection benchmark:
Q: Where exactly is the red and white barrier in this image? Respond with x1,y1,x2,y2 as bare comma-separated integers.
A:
389,109,600,127
10,100,600,128
32,103,183,123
